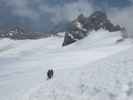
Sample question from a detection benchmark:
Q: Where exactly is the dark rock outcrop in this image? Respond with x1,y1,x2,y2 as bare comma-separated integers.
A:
63,11,123,46
62,33,76,46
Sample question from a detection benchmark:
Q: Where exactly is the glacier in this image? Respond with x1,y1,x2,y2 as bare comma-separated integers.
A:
0,30,133,100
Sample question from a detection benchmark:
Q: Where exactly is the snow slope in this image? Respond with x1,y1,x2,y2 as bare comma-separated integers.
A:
0,30,133,100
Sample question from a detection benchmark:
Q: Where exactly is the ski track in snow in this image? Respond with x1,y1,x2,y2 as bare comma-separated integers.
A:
0,30,133,100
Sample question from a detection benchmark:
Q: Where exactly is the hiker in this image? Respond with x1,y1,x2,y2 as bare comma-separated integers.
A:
47,69,54,80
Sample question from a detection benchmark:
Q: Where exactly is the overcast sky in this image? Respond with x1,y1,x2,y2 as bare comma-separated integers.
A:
0,0,133,35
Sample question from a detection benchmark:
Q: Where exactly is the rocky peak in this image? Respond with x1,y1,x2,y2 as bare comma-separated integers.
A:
62,11,124,46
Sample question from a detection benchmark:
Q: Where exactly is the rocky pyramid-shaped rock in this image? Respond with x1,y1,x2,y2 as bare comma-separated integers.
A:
62,11,123,46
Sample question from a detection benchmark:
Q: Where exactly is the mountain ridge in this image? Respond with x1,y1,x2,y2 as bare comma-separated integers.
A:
62,11,126,46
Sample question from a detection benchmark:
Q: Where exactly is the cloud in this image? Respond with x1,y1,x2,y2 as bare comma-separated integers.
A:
108,5,133,37
1,0,133,35
129,0,133,3
3,0,40,20
61,0,94,20
1,0,94,30
39,0,94,24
